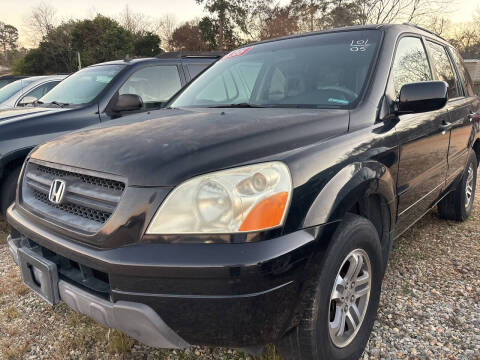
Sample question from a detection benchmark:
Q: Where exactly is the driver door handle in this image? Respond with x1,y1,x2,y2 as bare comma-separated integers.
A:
439,121,453,132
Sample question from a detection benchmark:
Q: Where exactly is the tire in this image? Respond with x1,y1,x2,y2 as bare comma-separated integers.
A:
0,165,22,215
438,150,477,221
277,213,383,360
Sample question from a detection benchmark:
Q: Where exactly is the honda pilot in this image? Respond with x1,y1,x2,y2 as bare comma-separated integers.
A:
6,24,480,360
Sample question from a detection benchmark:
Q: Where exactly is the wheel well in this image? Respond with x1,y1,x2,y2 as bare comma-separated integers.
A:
348,193,391,251
1,157,25,187
473,139,480,167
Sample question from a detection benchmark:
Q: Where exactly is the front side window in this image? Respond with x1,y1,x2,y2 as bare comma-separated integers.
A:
40,65,124,106
119,65,182,108
391,37,432,98
0,78,35,103
24,81,59,101
171,30,382,109
426,41,460,99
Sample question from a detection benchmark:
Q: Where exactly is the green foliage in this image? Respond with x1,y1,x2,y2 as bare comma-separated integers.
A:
196,0,249,49
71,15,134,66
14,15,163,75
134,31,162,57
198,17,218,50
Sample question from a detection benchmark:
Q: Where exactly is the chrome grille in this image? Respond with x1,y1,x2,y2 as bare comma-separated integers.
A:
21,161,125,233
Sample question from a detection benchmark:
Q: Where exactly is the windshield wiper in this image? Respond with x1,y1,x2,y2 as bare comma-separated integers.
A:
208,103,264,108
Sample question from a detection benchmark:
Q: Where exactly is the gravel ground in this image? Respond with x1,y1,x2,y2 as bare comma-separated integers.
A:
0,177,479,360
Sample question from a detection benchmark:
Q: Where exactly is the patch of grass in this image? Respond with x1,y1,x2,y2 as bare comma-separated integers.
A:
259,344,280,360
14,284,28,296
4,305,20,321
1,340,30,360
106,329,135,354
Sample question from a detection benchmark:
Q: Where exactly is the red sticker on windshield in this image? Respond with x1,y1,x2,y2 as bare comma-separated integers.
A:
220,47,252,61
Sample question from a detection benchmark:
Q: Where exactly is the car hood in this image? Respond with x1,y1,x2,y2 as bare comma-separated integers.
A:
0,106,69,123
31,107,349,186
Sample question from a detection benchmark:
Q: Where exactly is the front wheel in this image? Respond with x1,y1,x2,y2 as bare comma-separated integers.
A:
277,213,384,360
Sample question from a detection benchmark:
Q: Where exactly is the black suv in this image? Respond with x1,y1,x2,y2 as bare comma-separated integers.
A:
0,54,220,214
6,24,480,360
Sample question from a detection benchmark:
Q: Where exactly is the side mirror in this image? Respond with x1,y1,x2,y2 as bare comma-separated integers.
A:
18,96,38,107
397,81,448,114
111,94,143,112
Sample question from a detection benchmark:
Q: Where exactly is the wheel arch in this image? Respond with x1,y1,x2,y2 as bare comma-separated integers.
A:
472,138,480,167
302,161,396,264
0,147,33,184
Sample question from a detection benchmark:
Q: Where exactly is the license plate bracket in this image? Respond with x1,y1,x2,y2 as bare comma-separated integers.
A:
18,247,60,305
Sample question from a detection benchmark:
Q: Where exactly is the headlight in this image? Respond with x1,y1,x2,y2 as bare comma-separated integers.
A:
146,162,292,234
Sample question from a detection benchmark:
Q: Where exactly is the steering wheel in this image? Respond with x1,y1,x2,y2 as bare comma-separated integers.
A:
317,86,358,101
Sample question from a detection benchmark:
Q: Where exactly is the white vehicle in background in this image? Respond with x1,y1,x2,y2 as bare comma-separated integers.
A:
0,75,67,109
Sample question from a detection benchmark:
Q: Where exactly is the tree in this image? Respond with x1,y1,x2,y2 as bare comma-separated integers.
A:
134,32,162,57
353,0,451,25
117,5,151,35
195,0,249,50
0,22,19,54
170,21,209,51
71,15,134,65
257,4,300,40
198,17,218,50
25,2,57,46
155,14,177,51
322,1,364,28
0,22,19,65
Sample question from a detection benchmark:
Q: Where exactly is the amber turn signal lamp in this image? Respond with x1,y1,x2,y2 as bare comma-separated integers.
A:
239,192,289,231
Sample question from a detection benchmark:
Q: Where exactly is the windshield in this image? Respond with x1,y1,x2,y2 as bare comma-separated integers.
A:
0,78,35,103
40,65,124,105
171,30,381,109
0,79,14,89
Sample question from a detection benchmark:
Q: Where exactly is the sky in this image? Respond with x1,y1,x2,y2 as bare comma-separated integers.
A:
0,0,479,47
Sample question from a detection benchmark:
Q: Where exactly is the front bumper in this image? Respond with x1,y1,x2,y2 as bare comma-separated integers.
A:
7,204,320,347
8,236,189,349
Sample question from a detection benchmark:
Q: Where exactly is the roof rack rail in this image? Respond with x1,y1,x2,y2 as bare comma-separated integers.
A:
402,22,447,41
157,51,227,59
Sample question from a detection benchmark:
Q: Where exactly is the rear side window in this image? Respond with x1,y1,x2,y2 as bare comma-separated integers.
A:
426,41,460,99
120,65,182,108
391,37,432,98
449,48,474,97
187,64,209,78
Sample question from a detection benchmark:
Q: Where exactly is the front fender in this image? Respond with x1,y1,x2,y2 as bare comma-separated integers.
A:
302,161,396,228
0,147,34,181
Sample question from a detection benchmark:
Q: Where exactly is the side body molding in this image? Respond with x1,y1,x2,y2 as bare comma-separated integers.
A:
302,161,396,228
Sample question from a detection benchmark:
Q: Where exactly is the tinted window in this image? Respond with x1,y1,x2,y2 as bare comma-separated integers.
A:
120,66,182,108
171,30,381,108
40,65,124,105
391,37,432,98
449,47,474,97
0,78,36,103
187,64,209,78
426,41,460,99
0,79,13,89
23,81,59,101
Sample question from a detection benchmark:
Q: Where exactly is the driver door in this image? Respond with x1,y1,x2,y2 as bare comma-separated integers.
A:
392,36,450,235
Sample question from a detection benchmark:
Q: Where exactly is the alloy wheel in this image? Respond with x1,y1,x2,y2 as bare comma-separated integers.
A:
328,248,372,348
465,164,474,209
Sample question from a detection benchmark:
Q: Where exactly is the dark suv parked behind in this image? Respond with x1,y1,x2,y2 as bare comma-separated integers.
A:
0,54,220,214
7,24,480,360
